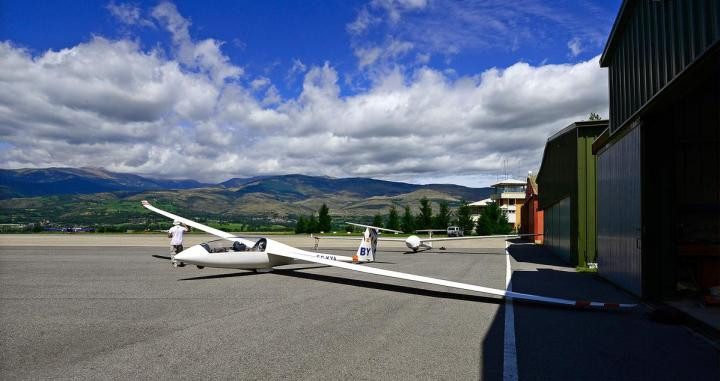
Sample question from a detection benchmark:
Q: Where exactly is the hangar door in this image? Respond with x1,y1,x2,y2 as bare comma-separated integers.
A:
597,125,642,295
544,197,571,263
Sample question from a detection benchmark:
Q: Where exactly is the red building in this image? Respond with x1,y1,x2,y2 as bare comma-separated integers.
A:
520,174,543,244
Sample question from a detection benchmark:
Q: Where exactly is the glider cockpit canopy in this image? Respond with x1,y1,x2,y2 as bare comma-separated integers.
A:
200,237,267,253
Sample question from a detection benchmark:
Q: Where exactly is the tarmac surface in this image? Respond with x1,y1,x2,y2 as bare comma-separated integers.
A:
0,235,718,380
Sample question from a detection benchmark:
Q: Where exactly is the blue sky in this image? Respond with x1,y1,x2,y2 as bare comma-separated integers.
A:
0,1,621,186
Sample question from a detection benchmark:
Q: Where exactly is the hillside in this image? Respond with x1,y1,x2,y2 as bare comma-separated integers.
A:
0,167,208,199
0,168,494,227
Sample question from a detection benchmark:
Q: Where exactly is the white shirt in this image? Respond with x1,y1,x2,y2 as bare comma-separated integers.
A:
168,225,187,246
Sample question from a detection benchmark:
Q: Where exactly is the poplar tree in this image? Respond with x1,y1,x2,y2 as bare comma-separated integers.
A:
433,201,451,229
306,214,318,234
386,205,399,230
371,214,383,228
317,203,332,232
295,216,306,234
401,205,415,233
455,199,474,235
475,201,511,235
416,196,433,229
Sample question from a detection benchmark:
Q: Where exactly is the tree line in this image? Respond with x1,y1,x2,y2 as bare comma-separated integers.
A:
294,197,512,235
294,203,332,234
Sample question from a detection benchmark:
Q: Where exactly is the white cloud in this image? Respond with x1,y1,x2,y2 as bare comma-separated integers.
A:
286,58,307,83
291,59,307,72
262,85,282,106
250,76,271,91
347,0,614,71
107,2,154,27
372,0,428,23
354,46,382,68
415,52,430,64
347,0,429,36
347,7,376,35
0,5,609,186
151,1,242,84
354,38,413,69
568,37,583,57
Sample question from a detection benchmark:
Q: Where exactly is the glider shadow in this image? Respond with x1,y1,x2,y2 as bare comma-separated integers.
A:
179,272,258,281
152,254,172,260
275,269,622,311
273,269,502,305
402,248,432,255
433,251,506,256
178,265,332,281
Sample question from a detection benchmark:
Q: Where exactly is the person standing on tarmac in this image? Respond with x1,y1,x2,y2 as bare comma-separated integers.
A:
167,220,189,267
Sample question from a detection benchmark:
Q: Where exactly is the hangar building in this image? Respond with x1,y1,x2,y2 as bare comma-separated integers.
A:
594,0,719,301
520,174,543,244
537,120,607,266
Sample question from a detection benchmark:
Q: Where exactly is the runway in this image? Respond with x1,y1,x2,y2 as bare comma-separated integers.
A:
0,236,717,380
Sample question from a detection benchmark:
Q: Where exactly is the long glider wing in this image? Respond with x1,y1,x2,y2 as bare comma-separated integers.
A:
141,200,255,246
142,201,635,309
312,235,407,242
345,222,402,234
419,233,540,243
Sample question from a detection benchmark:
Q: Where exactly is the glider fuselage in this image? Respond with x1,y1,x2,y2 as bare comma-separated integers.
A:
175,238,347,269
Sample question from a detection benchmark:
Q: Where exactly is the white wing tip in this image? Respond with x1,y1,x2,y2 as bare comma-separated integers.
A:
141,200,150,206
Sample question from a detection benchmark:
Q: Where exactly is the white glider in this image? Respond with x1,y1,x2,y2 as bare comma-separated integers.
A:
315,223,539,252
142,201,635,309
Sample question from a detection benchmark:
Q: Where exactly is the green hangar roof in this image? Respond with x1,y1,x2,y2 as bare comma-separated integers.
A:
599,0,720,135
536,120,607,211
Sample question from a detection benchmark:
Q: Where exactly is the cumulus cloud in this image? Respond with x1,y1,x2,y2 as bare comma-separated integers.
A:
0,4,609,186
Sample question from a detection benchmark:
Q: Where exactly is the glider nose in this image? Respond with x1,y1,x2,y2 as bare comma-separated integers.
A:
405,235,421,250
174,245,208,264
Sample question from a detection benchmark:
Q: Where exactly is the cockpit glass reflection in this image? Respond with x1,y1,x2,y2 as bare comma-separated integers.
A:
200,237,267,253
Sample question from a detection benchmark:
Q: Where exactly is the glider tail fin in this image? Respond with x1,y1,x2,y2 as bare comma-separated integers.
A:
354,228,378,263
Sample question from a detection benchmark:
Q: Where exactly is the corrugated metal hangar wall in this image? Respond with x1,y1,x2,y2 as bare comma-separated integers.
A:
537,121,606,266
597,126,643,295
604,0,720,133
596,0,720,298
544,197,572,263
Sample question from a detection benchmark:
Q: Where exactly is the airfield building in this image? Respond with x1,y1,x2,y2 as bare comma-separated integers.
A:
468,198,491,224
490,179,526,230
468,179,526,230
594,0,719,307
520,173,543,244
536,120,607,266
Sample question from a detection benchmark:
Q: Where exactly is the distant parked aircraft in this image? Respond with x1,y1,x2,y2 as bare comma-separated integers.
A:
315,223,538,252
43,227,95,232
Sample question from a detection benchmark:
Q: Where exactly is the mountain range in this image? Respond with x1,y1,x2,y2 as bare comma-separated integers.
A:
0,167,493,225
0,167,208,199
